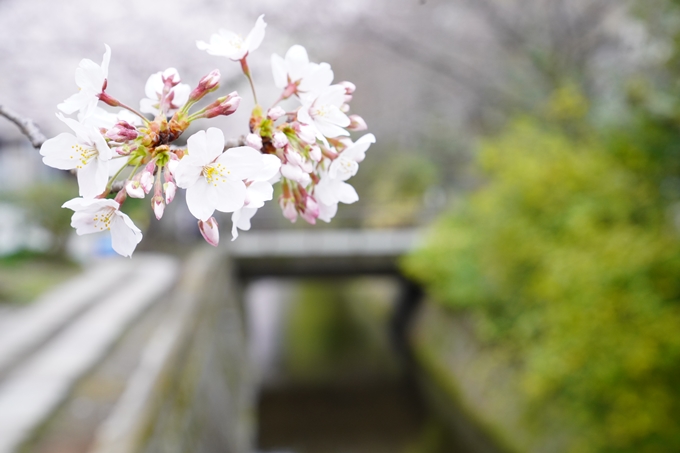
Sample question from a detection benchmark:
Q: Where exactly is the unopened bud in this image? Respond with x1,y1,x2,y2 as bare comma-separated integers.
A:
125,181,145,199
280,198,297,223
167,157,179,176
295,123,316,144
347,114,367,131
152,196,165,220
105,121,139,142
272,131,289,149
163,181,176,204
198,217,220,246
204,92,241,118
189,69,221,102
340,81,356,95
115,144,137,156
300,196,319,225
309,145,322,161
140,171,154,194
340,103,350,113
267,106,286,121
245,133,263,150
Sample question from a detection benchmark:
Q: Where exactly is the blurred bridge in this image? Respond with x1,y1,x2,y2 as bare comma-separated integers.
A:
229,228,422,279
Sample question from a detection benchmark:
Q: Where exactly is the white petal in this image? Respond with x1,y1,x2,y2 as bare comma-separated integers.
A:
251,154,281,181
286,45,309,81
171,83,191,108
139,98,159,116
110,213,142,257
317,85,347,107
317,201,338,223
245,14,267,53
185,132,211,162
77,159,109,198
297,106,314,126
315,178,336,205
57,112,90,142
101,44,111,79
271,54,288,89
63,197,118,212
40,133,80,170
214,178,247,213
75,59,103,92
144,72,163,100
218,146,263,180
186,178,217,221
245,181,273,208
231,206,258,240
204,127,225,162
299,62,333,94
342,133,376,163
335,180,359,204
57,91,90,115
173,157,203,189
315,117,349,138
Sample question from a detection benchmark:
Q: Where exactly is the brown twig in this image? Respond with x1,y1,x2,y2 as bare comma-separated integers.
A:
0,104,47,148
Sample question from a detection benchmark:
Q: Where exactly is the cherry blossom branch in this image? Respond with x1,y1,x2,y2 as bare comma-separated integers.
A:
0,104,47,149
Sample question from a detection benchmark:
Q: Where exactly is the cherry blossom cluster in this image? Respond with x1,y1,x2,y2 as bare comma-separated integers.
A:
39,15,374,257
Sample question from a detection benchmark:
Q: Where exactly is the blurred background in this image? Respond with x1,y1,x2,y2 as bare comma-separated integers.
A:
2,0,680,452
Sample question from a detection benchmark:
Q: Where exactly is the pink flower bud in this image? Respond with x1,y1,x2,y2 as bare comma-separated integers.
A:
125,181,145,199
267,106,286,121
272,131,289,149
115,144,137,156
340,81,356,95
280,198,298,223
204,92,241,118
309,145,322,162
152,196,165,220
189,69,221,102
163,181,176,204
245,133,263,150
140,171,154,194
347,114,368,131
295,123,316,144
105,121,138,142
167,157,179,177
300,196,319,225
198,217,220,246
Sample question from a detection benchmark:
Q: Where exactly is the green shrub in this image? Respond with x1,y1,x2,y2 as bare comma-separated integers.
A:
404,120,680,452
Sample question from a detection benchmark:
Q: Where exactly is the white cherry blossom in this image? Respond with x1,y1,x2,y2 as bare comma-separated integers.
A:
58,45,111,118
329,133,376,181
297,85,350,140
174,128,264,221
40,113,112,198
271,45,333,99
197,15,266,61
139,68,191,116
62,197,142,257
315,173,359,207
230,154,281,240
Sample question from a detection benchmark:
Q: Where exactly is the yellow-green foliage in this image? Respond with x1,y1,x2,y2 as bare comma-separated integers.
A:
404,120,680,452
